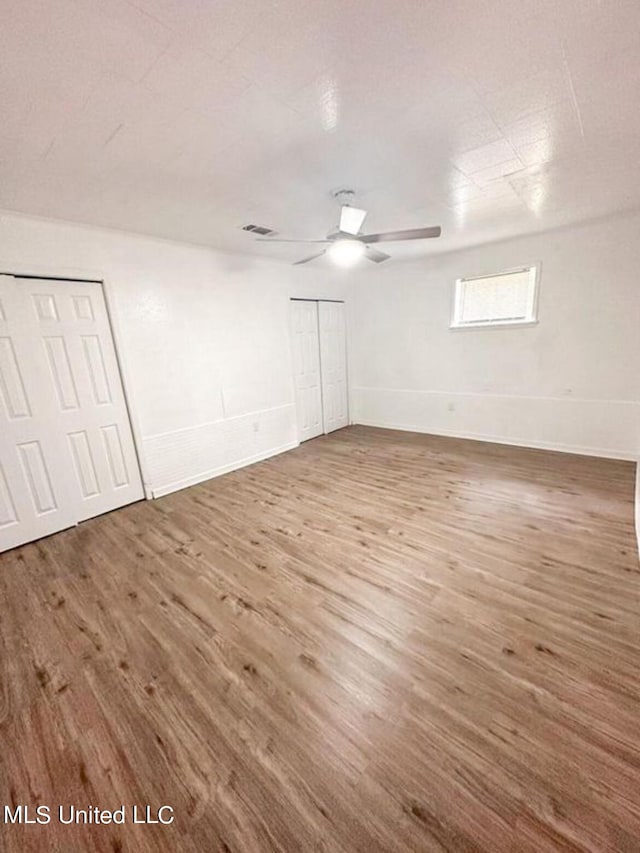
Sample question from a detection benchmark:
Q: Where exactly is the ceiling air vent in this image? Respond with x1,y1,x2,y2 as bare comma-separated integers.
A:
240,224,276,236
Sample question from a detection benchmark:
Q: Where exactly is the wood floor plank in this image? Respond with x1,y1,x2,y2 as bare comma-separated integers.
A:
0,426,638,852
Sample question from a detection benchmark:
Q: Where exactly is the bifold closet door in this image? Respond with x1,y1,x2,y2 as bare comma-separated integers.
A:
291,299,348,442
290,300,324,442
0,275,144,552
318,301,348,433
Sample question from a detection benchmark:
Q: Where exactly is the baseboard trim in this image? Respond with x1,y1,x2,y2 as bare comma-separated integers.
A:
150,440,300,498
354,420,637,461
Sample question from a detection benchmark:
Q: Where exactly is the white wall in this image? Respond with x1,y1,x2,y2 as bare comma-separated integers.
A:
349,211,640,461
0,210,344,497
3,207,639,548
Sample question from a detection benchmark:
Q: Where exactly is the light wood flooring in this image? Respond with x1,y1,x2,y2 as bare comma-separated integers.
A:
1,426,638,852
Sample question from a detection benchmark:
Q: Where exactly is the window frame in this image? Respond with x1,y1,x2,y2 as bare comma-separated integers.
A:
449,263,541,330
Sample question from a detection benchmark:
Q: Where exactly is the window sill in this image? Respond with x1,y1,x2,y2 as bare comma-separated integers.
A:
449,319,539,331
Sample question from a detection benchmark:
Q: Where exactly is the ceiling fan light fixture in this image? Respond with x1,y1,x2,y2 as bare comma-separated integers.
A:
327,238,365,267
339,205,367,235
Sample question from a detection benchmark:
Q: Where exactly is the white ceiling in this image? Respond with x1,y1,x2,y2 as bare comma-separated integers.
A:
2,0,640,263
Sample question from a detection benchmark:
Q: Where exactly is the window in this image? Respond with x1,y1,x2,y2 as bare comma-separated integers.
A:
451,265,539,329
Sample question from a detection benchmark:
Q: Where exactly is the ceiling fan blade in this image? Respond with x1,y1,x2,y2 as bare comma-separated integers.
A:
293,250,326,266
359,226,442,243
256,238,329,243
366,247,391,263
339,205,367,236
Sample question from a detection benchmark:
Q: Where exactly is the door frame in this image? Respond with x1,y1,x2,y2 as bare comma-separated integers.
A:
0,265,148,498
289,298,350,438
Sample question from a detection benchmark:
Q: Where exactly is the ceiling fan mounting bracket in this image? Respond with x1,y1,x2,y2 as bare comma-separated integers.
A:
331,188,356,205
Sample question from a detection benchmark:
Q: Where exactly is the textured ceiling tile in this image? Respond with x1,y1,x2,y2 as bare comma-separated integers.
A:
21,0,174,84
452,139,518,176
2,0,640,259
142,42,251,115
177,0,266,60
501,104,582,151
469,159,525,188
558,0,640,70
483,67,573,128
450,112,504,155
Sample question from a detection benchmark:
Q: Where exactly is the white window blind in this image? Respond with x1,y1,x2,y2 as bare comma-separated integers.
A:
451,266,539,328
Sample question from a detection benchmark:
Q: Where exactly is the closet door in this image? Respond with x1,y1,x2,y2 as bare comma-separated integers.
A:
318,301,348,433
0,275,78,549
0,276,144,552
290,300,324,442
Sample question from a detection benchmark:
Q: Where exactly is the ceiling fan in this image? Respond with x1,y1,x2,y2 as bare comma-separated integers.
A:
256,190,442,266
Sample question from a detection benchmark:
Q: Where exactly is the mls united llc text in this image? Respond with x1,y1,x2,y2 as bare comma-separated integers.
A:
3,805,174,825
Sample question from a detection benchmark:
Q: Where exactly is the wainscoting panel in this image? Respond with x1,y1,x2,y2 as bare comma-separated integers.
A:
352,387,640,460
143,403,298,497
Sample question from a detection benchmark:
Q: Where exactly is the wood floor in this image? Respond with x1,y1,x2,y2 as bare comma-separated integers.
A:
0,426,638,852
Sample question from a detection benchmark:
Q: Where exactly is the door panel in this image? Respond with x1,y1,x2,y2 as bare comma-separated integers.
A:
290,300,323,442
1,275,79,549
318,301,349,433
0,275,144,552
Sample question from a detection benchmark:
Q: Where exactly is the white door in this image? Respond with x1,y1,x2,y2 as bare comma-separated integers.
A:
290,300,324,442
0,275,144,552
318,301,349,433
